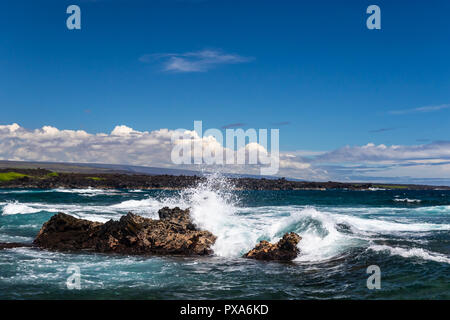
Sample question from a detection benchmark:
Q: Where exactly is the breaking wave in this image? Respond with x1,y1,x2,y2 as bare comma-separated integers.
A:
150,173,450,263
1,202,43,215
53,188,120,196
394,198,422,203
1,173,449,265
369,245,450,264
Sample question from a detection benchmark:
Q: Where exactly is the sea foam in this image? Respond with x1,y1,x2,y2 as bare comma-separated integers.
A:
369,245,450,264
1,202,42,215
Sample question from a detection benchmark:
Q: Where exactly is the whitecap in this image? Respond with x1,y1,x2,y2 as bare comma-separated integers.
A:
393,198,422,203
369,245,450,264
53,188,119,196
1,201,42,215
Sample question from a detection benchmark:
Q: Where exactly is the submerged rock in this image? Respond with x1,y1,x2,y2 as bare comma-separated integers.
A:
243,232,301,261
34,207,216,256
0,242,33,250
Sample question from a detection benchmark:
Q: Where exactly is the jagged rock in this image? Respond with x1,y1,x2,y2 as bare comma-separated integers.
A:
243,232,301,261
34,207,216,256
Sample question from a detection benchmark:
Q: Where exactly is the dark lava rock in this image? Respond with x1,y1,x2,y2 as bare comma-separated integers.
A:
1,168,448,190
243,232,301,261
34,207,216,255
0,242,33,250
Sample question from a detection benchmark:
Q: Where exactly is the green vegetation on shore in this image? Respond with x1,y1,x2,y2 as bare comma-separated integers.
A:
86,177,106,181
374,184,408,189
46,172,59,177
0,172,29,182
0,170,60,183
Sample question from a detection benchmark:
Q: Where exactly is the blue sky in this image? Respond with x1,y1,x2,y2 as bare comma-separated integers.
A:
1,0,449,184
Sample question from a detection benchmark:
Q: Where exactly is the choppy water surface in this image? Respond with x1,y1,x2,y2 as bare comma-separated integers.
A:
0,175,449,299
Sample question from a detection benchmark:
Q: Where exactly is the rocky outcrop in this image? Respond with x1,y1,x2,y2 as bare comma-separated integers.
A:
34,207,216,255
243,232,301,261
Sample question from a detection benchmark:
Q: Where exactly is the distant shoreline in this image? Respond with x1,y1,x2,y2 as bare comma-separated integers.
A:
1,168,449,191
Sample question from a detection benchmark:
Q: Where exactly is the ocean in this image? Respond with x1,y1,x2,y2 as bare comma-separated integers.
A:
0,175,449,299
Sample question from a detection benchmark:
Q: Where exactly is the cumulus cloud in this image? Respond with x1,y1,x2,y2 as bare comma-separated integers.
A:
139,49,252,73
0,123,310,177
0,123,175,168
317,141,450,162
1,123,449,184
301,141,450,185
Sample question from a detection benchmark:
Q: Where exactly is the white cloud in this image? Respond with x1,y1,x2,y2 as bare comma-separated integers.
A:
303,141,450,184
0,123,176,167
140,49,252,73
389,104,450,115
0,123,308,177
317,141,450,162
1,123,449,184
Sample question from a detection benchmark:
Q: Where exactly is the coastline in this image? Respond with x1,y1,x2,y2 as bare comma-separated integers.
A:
1,168,449,191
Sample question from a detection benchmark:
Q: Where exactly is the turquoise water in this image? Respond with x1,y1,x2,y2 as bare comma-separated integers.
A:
0,179,449,299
